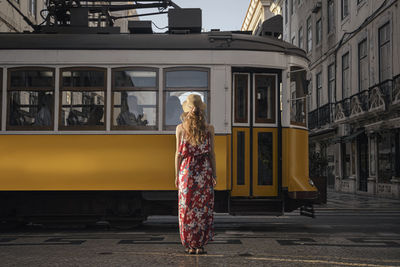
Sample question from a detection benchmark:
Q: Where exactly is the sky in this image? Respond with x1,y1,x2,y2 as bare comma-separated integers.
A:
136,0,250,32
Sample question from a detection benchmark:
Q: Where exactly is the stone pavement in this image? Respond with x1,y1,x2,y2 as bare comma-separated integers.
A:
315,189,400,211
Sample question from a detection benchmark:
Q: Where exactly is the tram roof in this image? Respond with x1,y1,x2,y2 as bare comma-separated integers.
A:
0,32,307,60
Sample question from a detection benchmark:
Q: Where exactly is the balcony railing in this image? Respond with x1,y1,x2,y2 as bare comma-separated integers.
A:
308,109,318,130
319,103,332,125
368,79,391,112
308,103,333,130
334,98,350,121
349,89,369,116
308,75,399,129
392,74,400,104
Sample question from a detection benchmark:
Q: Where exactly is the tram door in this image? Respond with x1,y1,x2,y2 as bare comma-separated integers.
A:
231,73,278,197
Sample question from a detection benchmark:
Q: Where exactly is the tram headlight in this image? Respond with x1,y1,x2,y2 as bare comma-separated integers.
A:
309,179,315,187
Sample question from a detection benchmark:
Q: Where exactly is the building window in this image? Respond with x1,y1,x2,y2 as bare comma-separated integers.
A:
379,22,391,82
316,19,322,45
298,27,303,49
29,0,37,18
7,68,55,130
285,0,288,24
342,142,351,179
358,39,368,92
306,16,312,53
370,137,376,176
112,68,158,130
342,52,350,99
60,68,106,130
290,0,293,15
377,131,400,183
316,72,322,108
328,0,334,33
351,140,356,175
164,68,210,130
341,0,349,20
328,63,335,103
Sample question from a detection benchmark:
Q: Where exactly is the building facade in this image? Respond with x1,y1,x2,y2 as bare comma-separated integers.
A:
0,0,47,32
279,0,400,198
242,0,276,32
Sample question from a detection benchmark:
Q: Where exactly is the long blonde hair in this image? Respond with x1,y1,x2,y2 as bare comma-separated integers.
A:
181,107,207,146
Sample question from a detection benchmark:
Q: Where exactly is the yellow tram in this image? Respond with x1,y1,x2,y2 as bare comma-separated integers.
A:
0,9,317,225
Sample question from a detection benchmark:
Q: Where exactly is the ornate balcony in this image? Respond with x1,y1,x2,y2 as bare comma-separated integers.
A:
392,74,400,105
308,109,318,130
308,103,333,130
308,75,399,129
349,90,369,117
334,98,350,122
369,80,391,112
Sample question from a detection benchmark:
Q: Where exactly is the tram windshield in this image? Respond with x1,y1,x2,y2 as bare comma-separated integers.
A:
289,66,307,127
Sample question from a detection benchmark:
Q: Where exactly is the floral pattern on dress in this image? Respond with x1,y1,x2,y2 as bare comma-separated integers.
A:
178,131,214,249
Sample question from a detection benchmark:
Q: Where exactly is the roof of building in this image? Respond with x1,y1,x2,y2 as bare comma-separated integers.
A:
0,32,307,59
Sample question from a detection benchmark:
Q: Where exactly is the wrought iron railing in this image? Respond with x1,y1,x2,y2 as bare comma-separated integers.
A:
392,74,400,104
369,79,391,111
349,89,369,116
307,103,333,130
334,97,350,121
308,109,318,130
318,103,332,126
307,75,399,129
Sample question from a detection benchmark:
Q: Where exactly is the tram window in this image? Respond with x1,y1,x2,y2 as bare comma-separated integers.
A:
258,132,273,185
164,91,209,128
164,68,210,130
10,69,53,88
165,70,208,88
113,91,157,129
60,68,106,130
62,70,105,88
290,67,307,126
114,70,156,88
112,69,158,130
254,74,275,123
237,131,246,185
234,74,248,124
7,68,54,130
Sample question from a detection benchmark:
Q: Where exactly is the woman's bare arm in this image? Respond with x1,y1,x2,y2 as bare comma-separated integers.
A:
209,125,217,182
175,124,183,188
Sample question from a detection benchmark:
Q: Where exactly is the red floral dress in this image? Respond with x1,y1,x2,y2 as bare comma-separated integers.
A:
178,131,214,249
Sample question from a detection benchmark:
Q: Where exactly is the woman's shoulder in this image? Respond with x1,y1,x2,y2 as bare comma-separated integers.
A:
176,124,186,138
176,123,183,133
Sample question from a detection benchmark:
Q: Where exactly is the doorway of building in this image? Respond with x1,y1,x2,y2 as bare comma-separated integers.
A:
358,133,369,192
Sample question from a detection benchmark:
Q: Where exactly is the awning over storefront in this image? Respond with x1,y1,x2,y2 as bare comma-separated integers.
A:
331,128,365,143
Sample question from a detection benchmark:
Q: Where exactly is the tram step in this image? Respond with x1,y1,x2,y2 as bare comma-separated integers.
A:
229,198,283,216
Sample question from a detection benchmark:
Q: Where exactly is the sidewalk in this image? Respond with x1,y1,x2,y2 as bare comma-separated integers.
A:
314,189,400,211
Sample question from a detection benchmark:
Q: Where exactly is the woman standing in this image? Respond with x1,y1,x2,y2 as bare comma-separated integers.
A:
175,94,217,255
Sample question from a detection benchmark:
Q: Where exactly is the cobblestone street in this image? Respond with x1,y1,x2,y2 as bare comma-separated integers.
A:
1,190,399,267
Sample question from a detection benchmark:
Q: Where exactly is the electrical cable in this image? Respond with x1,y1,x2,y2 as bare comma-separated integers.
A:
152,21,168,30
